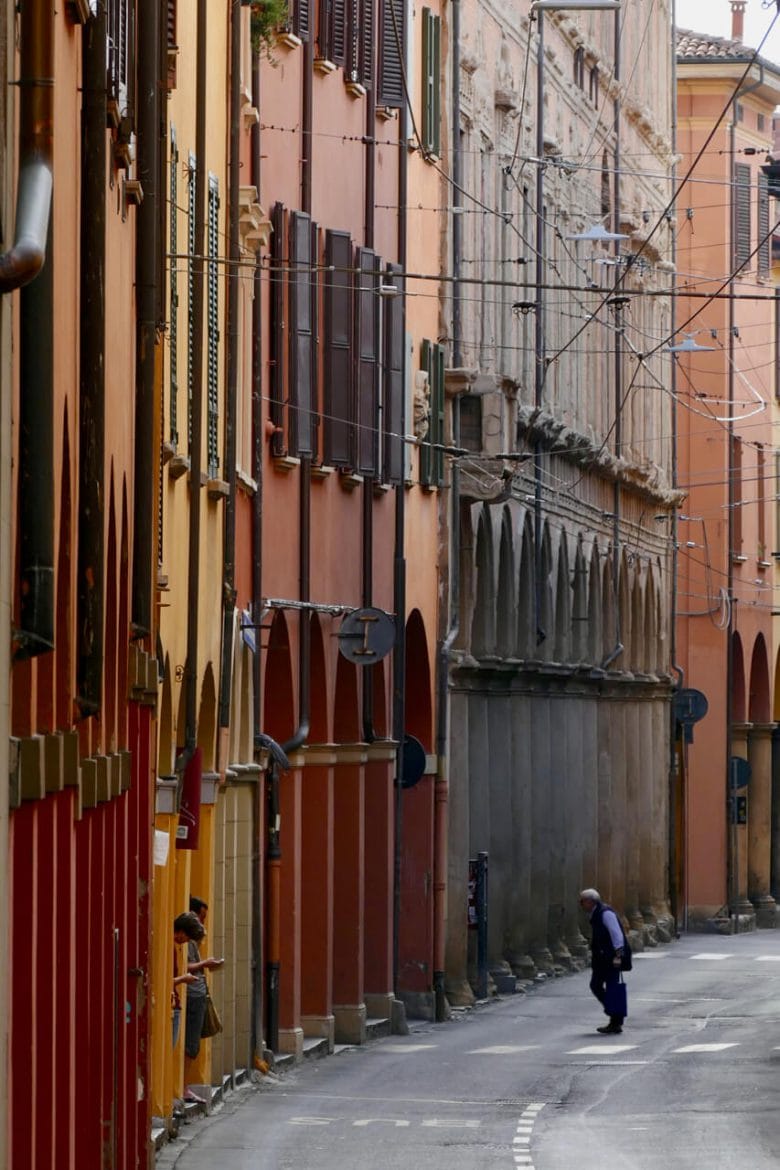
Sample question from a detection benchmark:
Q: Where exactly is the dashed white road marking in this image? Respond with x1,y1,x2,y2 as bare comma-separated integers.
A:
513,1103,545,1169
632,952,670,959
755,955,780,962
688,953,732,960
672,1043,739,1053
567,1044,637,1055
375,1043,438,1053
470,1053,542,1062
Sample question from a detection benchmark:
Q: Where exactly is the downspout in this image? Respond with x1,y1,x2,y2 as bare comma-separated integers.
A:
432,0,462,1023
14,0,55,658
133,0,162,640
219,0,242,732
250,48,266,1064
363,77,376,744
185,0,208,753
532,8,546,648
76,6,108,711
0,0,53,293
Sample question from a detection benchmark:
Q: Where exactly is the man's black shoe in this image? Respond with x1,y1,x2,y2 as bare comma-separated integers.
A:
596,1023,622,1034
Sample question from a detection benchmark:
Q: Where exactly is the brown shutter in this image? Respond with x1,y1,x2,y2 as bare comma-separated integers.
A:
383,263,404,483
356,248,379,474
332,0,346,64
346,0,361,81
167,0,176,47
360,0,375,87
270,202,286,453
318,0,331,59
324,230,354,466
758,172,771,275
289,211,315,456
734,162,751,270
294,0,311,41
378,0,405,108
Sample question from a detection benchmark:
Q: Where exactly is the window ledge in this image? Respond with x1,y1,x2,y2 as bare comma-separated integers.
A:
168,454,190,480
314,57,337,75
236,468,258,494
311,464,334,481
376,106,399,122
273,454,300,473
732,554,748,564
276,30,302,50
207,477,230,501
757,560,772,569
161,440,176,465
345,80,367,100
339,470,363,491
373,481,391,496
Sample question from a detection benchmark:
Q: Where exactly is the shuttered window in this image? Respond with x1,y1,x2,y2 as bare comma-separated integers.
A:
758,444,767,555
382,264,404,483
758,172,771,275
419,339,444,488
319,0,347,63
378,0,405,108
356,248,380,475
346,0,374,86
269,202,287,452
289,211,318,457
324,230,354,467
167,0,177,89
421,8,441,157
775,289,780,400
734,163,752,270
107,0,135,120
292,0,311,41
731,434,743,555
169,128,179,446
187,153,196,451
207,174,220,478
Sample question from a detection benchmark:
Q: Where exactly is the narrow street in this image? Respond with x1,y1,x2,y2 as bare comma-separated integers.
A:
157,931,780,1169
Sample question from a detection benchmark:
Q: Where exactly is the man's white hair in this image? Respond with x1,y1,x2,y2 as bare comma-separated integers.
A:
580,888,601,902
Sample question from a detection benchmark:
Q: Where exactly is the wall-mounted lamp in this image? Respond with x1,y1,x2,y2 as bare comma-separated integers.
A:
667,333,715,353
567,223,629,242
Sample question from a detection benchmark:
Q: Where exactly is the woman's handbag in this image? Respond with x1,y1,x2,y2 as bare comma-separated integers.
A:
604,974,628,1018
201,991,223,1038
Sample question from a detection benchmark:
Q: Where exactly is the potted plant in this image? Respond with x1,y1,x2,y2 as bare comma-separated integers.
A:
249,0,290,56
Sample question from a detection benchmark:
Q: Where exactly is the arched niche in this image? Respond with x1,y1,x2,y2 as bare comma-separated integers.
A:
732,631,746,724
517,511,535,660
405,609,433,750
263,610,295,743
748,633,771,724
496,505,516,656
553,530,571,664
472,506,495,658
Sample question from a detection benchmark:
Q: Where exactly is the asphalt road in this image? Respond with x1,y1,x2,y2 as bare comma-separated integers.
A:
160,931,780,1169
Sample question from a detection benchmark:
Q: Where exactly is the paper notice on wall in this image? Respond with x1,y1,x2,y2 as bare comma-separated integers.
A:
154,829,170,867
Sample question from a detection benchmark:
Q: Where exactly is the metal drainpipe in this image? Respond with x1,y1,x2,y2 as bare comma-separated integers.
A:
432,0,462,1023
363,80,376,744
0,0,53,293
532,9,546,648
133,0,161,641
11,0,54,659
185,0,208,752
250,47,266,1065
219,0,242,732
76,8,107,712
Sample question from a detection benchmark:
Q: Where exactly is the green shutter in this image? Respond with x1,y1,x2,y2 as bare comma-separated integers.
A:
433,342,445,485
419,339,433,485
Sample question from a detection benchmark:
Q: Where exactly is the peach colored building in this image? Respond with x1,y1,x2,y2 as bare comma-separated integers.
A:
676,13,780,929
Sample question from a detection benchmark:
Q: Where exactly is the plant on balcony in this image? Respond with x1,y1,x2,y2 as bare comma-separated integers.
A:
250,0,290,55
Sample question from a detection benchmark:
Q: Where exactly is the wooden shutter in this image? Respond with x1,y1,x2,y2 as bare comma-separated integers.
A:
347,0,361,81
270,202,286,452
207,174,220,477
419,339,433,485
324,230,354,466
360,0,375,87
383,264,404,483
758,172,770,275
421,9,440,156
432,343,445,485
289,211,316,456
167,0,176,47
318,0,331,59
734,163,751,270
169,129,179,445
356,248,379,474
378,0,405,108
332,0,346,64
293,0,311,41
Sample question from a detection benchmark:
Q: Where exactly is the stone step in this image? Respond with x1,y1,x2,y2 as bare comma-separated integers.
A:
365,1016,392,1041
302,1036,330,1061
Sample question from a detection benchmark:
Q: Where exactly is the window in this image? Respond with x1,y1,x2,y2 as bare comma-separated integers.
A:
731,435,743,556
346,0,374,86
324,229,354,467
758,112,766,133
107,0,135,120
317,0,346,63
356,248,380,474
459,395,482,453
758,444,767,557
573,46,584,90
421,7,441,157
167,0,177,89
187,153,196,451
289,211,318,457
589,65,599,105
292,0,311,40
775,453,780,554
419,339,444,487
601,149,611,218
382,264,405,483
269,203,287,452
378,0,405,107
758,171,770,275
207,174,220,478
734,162,751,270
169,128,179,446
735,101,744,123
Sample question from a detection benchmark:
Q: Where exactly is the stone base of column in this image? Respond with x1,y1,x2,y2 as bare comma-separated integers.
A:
396,990,435,1021
565,931,590,961
277,1026,304,1056
507,952,537,981
333,1003,367,1045
364,992,395,1021
551,939,577,971
301,1014,335,1051
650,901,676,942
489,961,518,995
444,978,475,1008
530,945,555,975
751,894,779,928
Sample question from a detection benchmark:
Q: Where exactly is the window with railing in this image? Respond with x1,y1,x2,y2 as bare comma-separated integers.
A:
169,128,179,447
187,154,196,451
207,173,220,478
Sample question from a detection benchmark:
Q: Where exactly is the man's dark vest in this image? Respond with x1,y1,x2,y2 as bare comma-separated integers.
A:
590,901,624,964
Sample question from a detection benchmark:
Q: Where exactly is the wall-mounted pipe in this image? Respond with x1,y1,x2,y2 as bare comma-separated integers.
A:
219,0,243,731
0,0,53,293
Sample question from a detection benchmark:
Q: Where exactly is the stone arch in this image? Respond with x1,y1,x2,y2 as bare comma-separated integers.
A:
496,506,516,656
309,614,328,742
334,652,360,742
630,565,643,674
472,506,495,657
405,608,433,750
517,511,535,660
538,522,554,660
553,529,571,663
229,612,254,762
617,549,630,670
748,634,771,724
643,568,656,675
732,631,746,724
571,536,588,663
198,663,218,771
264,610,295,742
587,540,602,664
602,549,617,664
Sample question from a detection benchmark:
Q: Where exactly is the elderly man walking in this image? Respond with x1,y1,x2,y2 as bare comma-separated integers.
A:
579,888,629,1035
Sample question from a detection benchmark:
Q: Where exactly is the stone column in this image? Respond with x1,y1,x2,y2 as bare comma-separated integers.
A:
563,688,588,961
332,749,366,1044
507,685,535,979
487,689,516,984
748,723,778,926
529,687,553,972
771,727,780,903
363,744,396,1023
445,681,474,1006
596,690,613,900
300,760,335,1049
623,699,643,933
467,685,490,991
730,723,754,921
547,692,572,967
646,695,674,940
